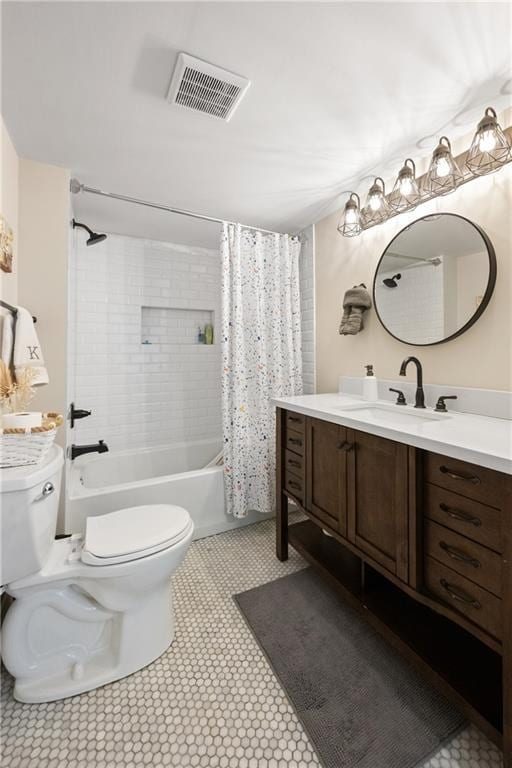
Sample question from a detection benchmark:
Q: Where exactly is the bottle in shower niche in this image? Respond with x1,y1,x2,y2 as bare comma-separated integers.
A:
204,324,214,345
197,326,205,344
363,364,378,402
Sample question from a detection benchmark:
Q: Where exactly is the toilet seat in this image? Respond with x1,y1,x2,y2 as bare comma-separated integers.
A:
81,504,192,566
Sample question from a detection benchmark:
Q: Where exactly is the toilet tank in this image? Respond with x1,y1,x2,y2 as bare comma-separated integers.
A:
0,445,64,587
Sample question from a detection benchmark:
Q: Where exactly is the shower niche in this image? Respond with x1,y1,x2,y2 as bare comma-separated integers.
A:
141,306,215,346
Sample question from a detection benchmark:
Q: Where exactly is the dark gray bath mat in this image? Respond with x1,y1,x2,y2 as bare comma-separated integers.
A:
235,567,465,768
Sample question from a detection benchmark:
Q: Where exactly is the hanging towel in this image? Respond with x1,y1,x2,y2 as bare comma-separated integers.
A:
339,284,372,335
0,309,15,369
12,307,49,385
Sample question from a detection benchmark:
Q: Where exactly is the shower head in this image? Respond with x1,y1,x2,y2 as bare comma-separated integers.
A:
72,218,107,246
383,273,401,288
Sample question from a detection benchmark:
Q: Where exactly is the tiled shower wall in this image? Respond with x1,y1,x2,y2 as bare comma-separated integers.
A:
69,228,315,453
70,233,221,452
375,263,444,344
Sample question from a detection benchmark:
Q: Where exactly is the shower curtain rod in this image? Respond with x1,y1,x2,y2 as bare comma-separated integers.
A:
70,179,294,237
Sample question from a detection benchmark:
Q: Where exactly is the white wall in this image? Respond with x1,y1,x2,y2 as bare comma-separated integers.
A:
456,251,488,329
299,225,316,394
17,158,70,441
0,117,18,304
70,233,221,453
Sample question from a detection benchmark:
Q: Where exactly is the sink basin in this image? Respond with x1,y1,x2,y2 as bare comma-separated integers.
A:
332,402,449,427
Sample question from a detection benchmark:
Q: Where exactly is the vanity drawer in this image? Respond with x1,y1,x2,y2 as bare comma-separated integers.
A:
424,520,502,597
424,557,501,640
284,470,304,502
286,411,305,434
286,430,305,457
424,452,508,509
284,449,304,479
424,482,502,553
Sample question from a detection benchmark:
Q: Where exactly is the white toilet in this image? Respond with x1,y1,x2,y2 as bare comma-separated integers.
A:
0,445,193,703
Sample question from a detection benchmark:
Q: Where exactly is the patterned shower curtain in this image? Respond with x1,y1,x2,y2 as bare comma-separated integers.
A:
221,223,303,518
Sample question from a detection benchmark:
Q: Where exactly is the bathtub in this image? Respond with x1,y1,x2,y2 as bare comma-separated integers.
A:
66,438,270,539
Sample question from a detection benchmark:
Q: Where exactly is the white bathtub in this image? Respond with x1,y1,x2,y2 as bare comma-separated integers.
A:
66,439,269,539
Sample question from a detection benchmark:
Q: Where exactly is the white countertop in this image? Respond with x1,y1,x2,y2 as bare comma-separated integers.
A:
273,393,512,475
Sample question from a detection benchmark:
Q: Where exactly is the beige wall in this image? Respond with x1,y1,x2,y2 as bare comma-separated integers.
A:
315,157,512,394
17,158,70,446
0,116,19,304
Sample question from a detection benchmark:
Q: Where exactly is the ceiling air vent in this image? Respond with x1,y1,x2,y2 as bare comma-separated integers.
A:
167,53,250,121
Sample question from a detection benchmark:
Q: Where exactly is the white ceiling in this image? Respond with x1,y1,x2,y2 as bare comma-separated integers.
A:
2,2,511,248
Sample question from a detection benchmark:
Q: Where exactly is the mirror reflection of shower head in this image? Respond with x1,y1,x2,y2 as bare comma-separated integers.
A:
72,218,107,246
383,273,401,288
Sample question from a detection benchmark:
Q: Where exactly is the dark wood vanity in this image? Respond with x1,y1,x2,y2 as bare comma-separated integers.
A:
276,407,512,765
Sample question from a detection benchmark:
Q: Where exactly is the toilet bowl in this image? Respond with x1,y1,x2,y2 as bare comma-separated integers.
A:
0,446,193,702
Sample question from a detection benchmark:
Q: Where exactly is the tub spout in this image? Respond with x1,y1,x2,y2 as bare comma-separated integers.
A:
70,440,109,460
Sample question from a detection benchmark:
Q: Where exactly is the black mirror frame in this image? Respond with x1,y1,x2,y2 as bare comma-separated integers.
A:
372,212,497,347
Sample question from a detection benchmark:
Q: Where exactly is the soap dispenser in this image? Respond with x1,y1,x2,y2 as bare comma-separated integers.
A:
363,365,378,402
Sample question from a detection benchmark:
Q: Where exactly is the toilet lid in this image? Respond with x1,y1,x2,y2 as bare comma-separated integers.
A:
82,504,192,565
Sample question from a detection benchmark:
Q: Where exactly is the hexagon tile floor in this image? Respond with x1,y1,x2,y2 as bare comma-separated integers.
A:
0,514,504,768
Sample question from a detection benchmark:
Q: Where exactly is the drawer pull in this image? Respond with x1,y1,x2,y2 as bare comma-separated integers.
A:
337,441,354,452
440,578,481,609
288,480,301,491
288,459,301,469
439,465,480,484
439,541,481,569
439,502,482,527
289,437,302,446
288,416,302,423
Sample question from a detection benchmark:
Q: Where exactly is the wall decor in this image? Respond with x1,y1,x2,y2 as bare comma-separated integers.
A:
0,214,14,273
338,107,512,237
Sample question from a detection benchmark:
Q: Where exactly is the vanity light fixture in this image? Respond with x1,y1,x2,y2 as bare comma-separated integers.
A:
337,193,362,237
466,107,512,176
362,177,390,225
389,159,421,213
336,107,511,237
425,137,463,196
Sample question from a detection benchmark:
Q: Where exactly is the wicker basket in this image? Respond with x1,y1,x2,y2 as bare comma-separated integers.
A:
0,413,63,468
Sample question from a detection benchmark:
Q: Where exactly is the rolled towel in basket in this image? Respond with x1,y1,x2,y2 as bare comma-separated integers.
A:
339,284,372,335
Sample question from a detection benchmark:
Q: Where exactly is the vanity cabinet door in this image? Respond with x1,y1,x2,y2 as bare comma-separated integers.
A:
347,429,409,581
305,417,348,537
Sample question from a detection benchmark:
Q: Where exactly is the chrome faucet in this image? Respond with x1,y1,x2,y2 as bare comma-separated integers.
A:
70,440,109,460
399,356,425,409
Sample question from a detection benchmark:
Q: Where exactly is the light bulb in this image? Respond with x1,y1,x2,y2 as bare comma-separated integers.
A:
435,157,451,178
478,129,497,153
399,177,413,196
344,207,357,224
369,194,381,212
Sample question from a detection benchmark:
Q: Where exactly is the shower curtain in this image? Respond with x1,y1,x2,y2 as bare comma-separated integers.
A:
221,223,302,518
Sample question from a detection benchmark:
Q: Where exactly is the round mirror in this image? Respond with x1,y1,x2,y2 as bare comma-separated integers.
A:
373,213,496,346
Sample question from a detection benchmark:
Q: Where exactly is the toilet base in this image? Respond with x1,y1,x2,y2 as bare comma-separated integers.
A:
4,582,175,703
